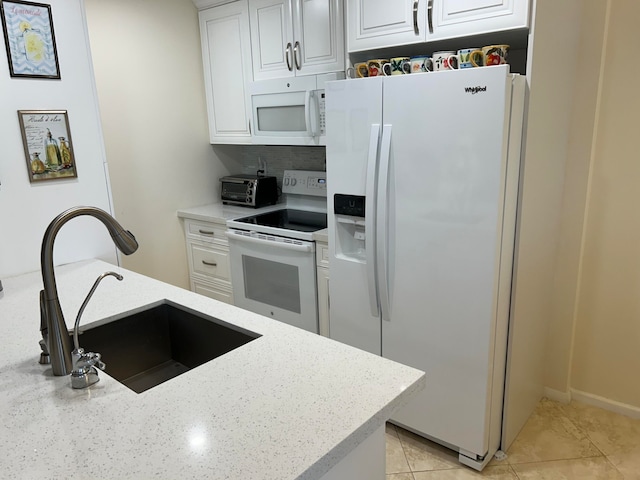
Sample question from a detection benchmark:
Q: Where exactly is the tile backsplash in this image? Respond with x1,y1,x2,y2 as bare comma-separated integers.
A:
213,145,326,186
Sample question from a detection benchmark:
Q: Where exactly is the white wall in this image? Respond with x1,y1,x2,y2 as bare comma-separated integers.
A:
570,0,640,409
0,0,117,278
84,0,240,289
544,0,608,396
502,0,587,447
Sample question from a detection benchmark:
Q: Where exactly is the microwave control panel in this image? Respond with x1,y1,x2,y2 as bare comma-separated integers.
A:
318,91,326,135
283,170,326,197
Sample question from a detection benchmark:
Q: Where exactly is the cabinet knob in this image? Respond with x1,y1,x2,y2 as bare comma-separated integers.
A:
199,229,215,236
202,260,217,267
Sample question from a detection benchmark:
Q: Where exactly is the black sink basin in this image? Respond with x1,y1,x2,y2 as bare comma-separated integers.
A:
76,301,260,393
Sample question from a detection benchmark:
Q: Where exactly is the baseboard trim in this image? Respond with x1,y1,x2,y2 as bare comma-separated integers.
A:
543,387,571,404
570,388,640,419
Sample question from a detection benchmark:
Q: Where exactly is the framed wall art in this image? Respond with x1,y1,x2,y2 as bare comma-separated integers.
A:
0,0,60,79
18,110,77,182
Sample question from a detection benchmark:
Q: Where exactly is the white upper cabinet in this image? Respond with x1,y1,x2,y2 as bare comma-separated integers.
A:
429,0,529,41
249,0,344,80
347,0,426,51
199,2,253,143
347,0,529,52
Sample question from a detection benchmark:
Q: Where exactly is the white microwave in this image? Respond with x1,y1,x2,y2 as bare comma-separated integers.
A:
249,73,344,146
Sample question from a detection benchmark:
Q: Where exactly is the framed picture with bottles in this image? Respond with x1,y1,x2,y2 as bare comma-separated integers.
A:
0,0,60,79
18,110,77,182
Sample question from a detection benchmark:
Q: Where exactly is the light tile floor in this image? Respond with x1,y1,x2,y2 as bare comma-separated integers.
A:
386,398,640,479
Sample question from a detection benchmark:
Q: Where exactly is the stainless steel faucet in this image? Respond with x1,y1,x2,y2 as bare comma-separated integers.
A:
39,206,138,376
70,271,123,388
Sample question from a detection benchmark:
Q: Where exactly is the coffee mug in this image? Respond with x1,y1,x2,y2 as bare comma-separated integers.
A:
457,48,479,69
368,59,391,77
390,57,411,75
347,62,369,78
432,51,458,71
409,55,432,73
470,44,509,67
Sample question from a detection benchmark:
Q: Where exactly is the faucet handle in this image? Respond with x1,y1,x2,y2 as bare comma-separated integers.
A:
90,351,106,371
70,349,106,389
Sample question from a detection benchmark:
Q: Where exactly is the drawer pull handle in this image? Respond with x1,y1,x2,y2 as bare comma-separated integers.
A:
198,229,215,236
202,260,217,267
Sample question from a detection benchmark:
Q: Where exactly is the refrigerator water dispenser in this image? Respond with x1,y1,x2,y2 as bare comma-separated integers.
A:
334,194,367,262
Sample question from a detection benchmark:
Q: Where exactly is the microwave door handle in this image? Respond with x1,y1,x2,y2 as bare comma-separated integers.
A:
308,91,319,139
305,90,314,138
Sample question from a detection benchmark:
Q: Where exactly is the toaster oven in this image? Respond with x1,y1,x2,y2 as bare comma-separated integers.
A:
220,175,278,208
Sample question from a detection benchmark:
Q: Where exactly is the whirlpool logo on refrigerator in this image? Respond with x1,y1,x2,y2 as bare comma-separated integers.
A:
465,86,487,94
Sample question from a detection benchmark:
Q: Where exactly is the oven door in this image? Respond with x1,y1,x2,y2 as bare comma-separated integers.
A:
227,229,318,333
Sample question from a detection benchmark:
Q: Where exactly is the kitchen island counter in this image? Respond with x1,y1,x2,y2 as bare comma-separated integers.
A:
0,260,424,479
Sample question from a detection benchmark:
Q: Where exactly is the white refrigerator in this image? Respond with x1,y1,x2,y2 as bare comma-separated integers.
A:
325,65,526,470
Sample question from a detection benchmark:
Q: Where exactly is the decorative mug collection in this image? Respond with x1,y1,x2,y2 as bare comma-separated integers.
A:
348,44,509,78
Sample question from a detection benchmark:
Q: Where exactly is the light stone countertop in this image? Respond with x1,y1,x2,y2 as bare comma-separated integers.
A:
0,260,424,479
177,202,284,225
177,204,330,243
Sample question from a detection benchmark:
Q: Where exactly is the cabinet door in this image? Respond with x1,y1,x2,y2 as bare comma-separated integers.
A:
249,0,295,80
428,0,529,40
192,278,234,304
316,267,330,337
199,2,252,143
292,0,344,76
347,0,426,52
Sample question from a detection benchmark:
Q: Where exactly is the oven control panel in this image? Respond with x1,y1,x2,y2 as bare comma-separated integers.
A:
282,170,326,197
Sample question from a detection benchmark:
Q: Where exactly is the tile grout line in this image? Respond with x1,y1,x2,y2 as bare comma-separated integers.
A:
602,454,626,478
393,423,416,476
507,453,606,467
508,463,522,480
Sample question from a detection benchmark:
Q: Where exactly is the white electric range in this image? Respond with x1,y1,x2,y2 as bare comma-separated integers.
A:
226,170,327,333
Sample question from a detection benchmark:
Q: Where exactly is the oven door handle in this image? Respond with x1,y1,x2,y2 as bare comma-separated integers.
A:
226,230,313,253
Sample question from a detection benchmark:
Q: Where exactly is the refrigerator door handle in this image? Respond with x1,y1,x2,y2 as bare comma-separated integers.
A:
377,124,392,322
365,124,381,317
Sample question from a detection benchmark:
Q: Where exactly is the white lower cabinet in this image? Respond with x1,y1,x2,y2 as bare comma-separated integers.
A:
316,240,330,337
183,219,234,304
192,277,234,303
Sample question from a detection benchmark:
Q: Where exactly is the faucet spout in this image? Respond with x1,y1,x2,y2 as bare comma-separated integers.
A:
40,206,138,376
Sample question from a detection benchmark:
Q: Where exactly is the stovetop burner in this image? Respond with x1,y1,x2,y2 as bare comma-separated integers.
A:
234,209,327,233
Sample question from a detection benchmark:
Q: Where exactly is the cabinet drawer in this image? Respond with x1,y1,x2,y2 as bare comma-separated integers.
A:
191,277,234,304
189,243,231,280
316,242,329,267
185,219,228,245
